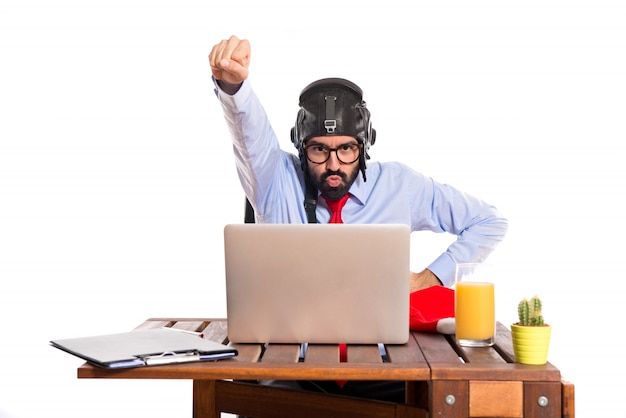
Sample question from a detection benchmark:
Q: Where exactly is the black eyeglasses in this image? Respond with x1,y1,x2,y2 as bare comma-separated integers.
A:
304,142,362,164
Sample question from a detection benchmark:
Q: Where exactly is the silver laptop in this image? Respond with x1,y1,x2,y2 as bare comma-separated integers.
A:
224,223,410,344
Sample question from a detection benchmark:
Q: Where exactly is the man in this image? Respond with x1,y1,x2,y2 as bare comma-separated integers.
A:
209,35,508,401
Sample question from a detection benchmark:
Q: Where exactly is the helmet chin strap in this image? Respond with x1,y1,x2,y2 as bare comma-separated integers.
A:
304,172,318,224
359,156,367,182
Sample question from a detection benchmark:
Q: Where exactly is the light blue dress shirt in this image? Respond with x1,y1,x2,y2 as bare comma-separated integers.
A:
215,80,508,286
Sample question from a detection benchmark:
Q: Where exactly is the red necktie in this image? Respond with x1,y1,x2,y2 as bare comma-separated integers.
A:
324,194,350,224
323,194,350,387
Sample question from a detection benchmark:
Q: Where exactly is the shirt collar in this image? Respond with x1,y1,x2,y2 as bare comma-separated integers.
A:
345,162,379,206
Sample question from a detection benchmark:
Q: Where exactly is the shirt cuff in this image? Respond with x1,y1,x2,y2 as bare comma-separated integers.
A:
427,253,457,287
213,78,252,109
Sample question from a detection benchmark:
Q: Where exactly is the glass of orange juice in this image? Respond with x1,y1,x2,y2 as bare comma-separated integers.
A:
455,263,495,347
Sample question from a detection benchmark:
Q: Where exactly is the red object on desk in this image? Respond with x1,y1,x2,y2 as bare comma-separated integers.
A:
409,285,455,332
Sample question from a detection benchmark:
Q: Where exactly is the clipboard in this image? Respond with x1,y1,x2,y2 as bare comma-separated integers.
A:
50,328,238,369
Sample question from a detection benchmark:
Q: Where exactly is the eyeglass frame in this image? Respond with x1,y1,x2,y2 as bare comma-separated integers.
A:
303,141,363,165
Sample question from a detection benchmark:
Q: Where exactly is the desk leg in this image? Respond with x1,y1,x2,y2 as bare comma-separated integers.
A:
405,381,429,409
193,380,218,418
561,379,576,418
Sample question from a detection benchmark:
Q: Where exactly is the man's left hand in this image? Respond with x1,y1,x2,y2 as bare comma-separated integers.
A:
410,269,442,292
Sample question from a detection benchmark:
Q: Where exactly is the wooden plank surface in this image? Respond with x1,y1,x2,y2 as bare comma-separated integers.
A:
76,318,574,417
413,332,460,363
347,345,384,363
495,322,516,362
77,321,430,381
229,343,264,363
304,344,340,363
77,319,562,385
385,333,426,363
261,344,301,364
201,321,229,343
421,322,561,383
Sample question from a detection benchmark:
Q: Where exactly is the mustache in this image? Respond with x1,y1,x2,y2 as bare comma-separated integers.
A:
321,170,348,182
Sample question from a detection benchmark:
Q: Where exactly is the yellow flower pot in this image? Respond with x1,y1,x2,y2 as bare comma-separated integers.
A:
511,323,551,365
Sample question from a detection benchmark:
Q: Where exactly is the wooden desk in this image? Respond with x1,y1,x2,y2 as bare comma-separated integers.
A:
78,319,574,418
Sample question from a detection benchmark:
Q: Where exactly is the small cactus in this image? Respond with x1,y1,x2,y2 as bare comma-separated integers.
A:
517,295,545,326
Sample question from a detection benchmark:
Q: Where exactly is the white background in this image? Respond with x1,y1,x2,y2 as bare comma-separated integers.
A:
1,1,625,417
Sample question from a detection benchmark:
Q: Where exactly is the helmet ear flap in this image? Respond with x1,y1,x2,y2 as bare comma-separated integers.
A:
290,126,296,144
292,109,308,172
291,108,305,150
357,103,375,156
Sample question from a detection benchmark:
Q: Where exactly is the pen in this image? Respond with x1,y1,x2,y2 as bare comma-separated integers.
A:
160,327,204,338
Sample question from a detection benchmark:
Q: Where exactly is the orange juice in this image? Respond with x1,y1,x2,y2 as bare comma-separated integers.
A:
455,281,495,345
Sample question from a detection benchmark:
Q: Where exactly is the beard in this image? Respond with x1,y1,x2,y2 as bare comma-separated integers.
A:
309,165,360,201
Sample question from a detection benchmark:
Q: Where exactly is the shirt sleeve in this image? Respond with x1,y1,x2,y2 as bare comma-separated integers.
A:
214,79,286,214
415,176,508,286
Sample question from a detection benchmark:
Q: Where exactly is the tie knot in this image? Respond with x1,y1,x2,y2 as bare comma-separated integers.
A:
323,194,350,224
